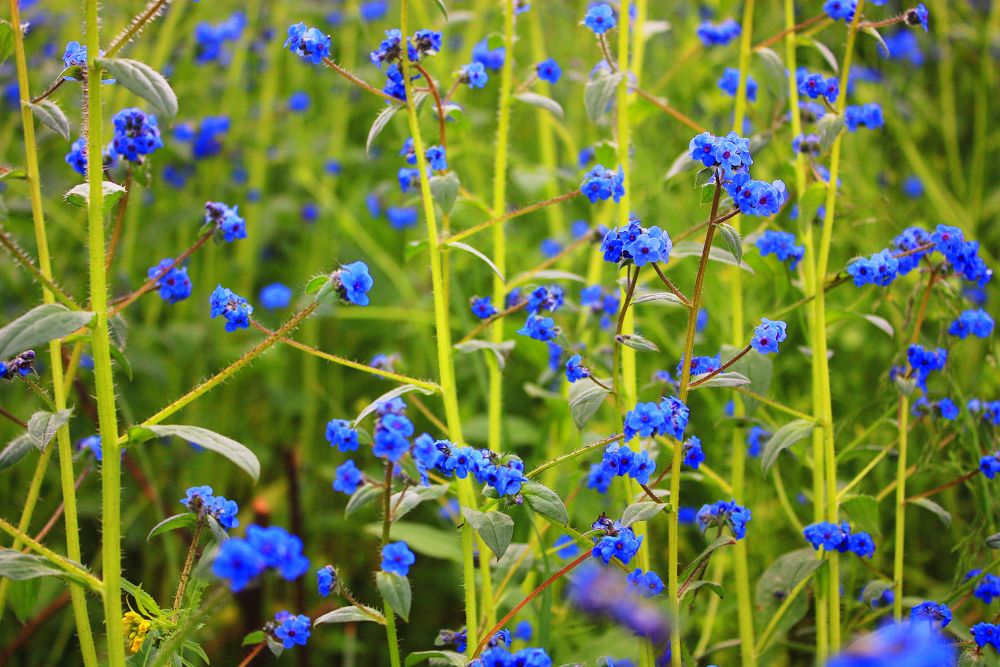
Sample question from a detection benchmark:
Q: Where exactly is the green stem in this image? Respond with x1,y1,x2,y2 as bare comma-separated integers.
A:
0,227,79,309
172,521,204,612
381,463,402,667
526,434,624,479
892,396,909,620
729,0,757,660
444,190,580,245
526,9,565,236
398,1,478,654
84,1,126,661
813,2,866,652
0,517,104,593
3,3,97,660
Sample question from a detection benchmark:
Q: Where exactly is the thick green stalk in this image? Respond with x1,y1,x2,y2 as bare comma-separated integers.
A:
3,3,97,661
85,0,126,662
526,8,565,237
382,463,403,667
892,396,909,620
813,2,866,651
483,0,517,632
398,0,478,653
729,1,757,663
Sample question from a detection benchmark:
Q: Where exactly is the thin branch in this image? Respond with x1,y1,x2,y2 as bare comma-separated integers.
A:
444,190,581,245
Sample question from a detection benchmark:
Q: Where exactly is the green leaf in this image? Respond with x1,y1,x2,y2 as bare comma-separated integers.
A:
664,148,699,181
462,508,514,560
691,371,751,389
910,497,951,528
803,37,839,73
455,340,516,372
621,501,667,528
680,579,725,600
28,101,70,140
755,548,825,642
568,379,610,430
0,165,26,182
681,536,737,582
390,484,450,522
367,103,407,154
631,290,686,307
128,424,260,482
9,578,40,623
616,333,660,353
0,304,93,360
429,172,460,214
718,222,743,265
25,409,72,452
797,181,827,224
314,605,384,625
761,419,815,476
405,650,467,667
365,522,462,563
376,570,412,621
242,631,266,646
95,58,178,120
266,635,284,658
0,551,66,580
755,47,787,103
817,113,845,151
0,20,13,66
64,181,127,214
584,71,623,123
514,92,564,119
449,241,505,283
521,481,569,525
147,513,197,542
352,384,436,428
304,275,329,294
121,579,163,616
841,494,881,536
430,0,448,21
861,26,890,57
486,32,505,51
859,579,893,606
672,241,755,273
987,532,1000,550
0,435,33,472
345,484,382,517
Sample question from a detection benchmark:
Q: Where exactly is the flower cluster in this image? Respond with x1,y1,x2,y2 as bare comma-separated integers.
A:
718,67,757,102
796,68,839,103
212,524,310,591
750,318,788,354
623,396,690,442
111,108,164,162
209,285,253,332
194,12,245,64
566,563,670,645
174,116,230,159
472,646,552,667
677,354,719,378
972,622,1000,651
949,308,994,339
272,612,311,649
854,224,992,290
415,436,528,497
587,443,656,493
372,398,414,462
599,217,672,267
626,568,664,597
592,522,643,565
697,19,740,46
284,23,332,64
910,601,952,628
689,131,787,217
400,137,447,171
907,344,947,390
756,230,805,270
332,261,375,306
823,0,857,21
518,314,559,342
381,541,415,575
696,499,752,540
844,103,885,132
979,451,1000,479
827,622,954,667
205,201,247,243
847,249,899,287
65,137,117,175
0,350,35,380
580,284,619,329
581,164,626,204
526,285,565,314
803,521,876,558
180,485,240,530
967,569,1000,604
682,436,705,469
316,565,336,597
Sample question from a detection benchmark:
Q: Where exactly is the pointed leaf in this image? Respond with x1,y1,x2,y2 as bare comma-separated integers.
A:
128,424,260,482
841,494,881,536
691,371,751,389
621,501,667,528
0,551,65,580
616,333,660,353
352,384,436,428
568,379,610,430
718,222,743,265
390,484,450,522
755,47,787,102
429,172,460,214
632,290,686,307
95,58,178,120
0,435,33,472
405,650,467,667
345,484,382,517
28,101,70,140
520,481,568,525
910,497,951,528
64,181,127,214
817,113,845,151
515,92,564,119
455,340,516,372
680,536,736,582
761,419,815,475
0,304,93,360
462,508,514,560
147,513,197,541
315,605,384,625
376,570,412,621
584,71,623,123
448,241,505,283
26,409,73,452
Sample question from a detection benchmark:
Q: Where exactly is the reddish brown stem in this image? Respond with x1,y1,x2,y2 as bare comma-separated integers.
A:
413,62,447,149
689,344,753,389
237,642,266,667
109,229,214,314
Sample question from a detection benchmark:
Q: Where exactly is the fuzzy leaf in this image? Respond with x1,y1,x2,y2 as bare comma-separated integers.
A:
25,409,73,452
147,513,197,541
314,605,384,625
621,501,667,528
584,71,623,123
521,481,569,525
390,484,450,522
405,650,467,667
345,484,382,517
0,304,93,360
0,20,12,65
691,371,751,389
515,92,564,119
0,551,65,580
631,290,686,307
680,536,736,582
429,172,460,214
755,47,787,102
352,384,436,428
462,508,514,560
28,101,70,140
617,333,660,353
95,58,178,120
910,497,951,528
568,379,610,430
718,222,743,265
680,579,725,600
449,241,505,283
841,494,881,536
817,113,845,151
0,435,33,472
761,419,815,475
455,339,516,371
128,424,260,482
64,181,127,214
376,570,412,621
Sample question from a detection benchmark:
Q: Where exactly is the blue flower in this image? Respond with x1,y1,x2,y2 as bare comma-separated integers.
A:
360,0,389,22
536,58,561,83
718,67,757,101
979,452,1000,479
470,296,498,320
697,500,752,540
824,0,857,21
697,19,740,46
205,202,247,243
584,4,616,34
526,285,564,314
756,231,805,270
209,285,253,332
460,61,488,88
317,565,336,597
624,402,665,440
906,4,930,32
381,541,415,575
849,531,876,559
910,601,952,628
111,108,163,162
285,23,331,64
581,164,626,203
627,568,665,597
76,435,103,461
796,67,839,102
472,38,505,70
425,145,447,170
973,573,1000,604
517,314,559,342
907,344,947,391
587,463,613,493
949,308,994,339
747,426,769,457
827,622,954,666
273,612,311,648
565,355,590,383
514,620,533,641
844,103,884,132
259,283,292,309
374,414,413,462
387,206,418,229
751,318,787,354
683,436,705,469
333,460,363,494
628,450,656,484
936,398,959,420
325,419,359,452
592,525,642,564
147,258,192,304
288,91,310,112
803,521,850,552
62,40,87,70
335,261,374,306
553,535,579,559
972,622,1000,650
212,538,266,591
